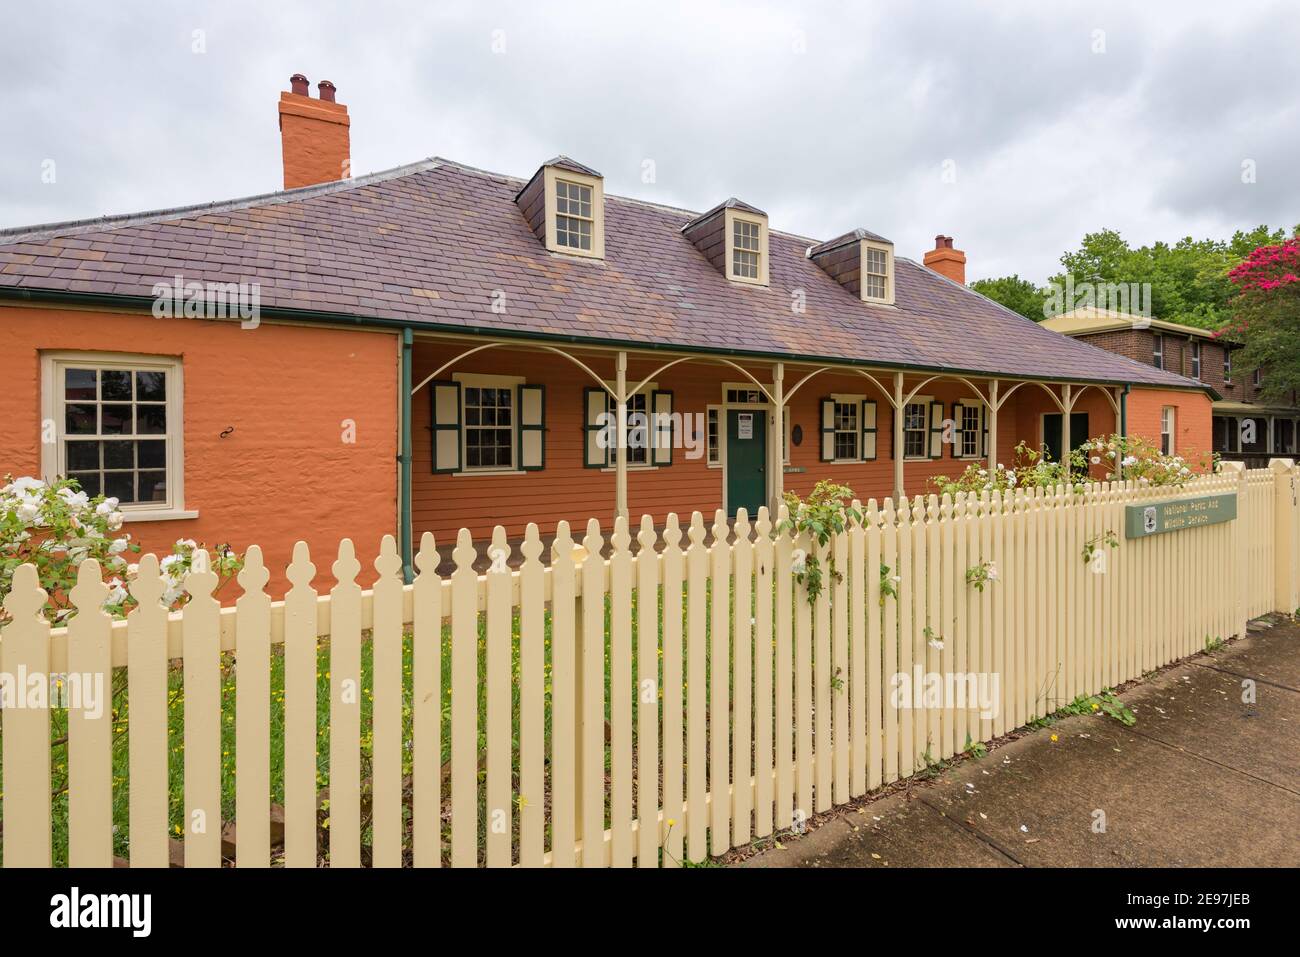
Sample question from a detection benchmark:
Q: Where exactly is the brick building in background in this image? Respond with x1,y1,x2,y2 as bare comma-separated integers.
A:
1043,307,1300,467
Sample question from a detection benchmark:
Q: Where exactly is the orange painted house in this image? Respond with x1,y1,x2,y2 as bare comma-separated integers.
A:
0,76,1215,580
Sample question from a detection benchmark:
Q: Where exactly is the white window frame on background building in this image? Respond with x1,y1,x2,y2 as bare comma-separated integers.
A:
40,351,193,522
1161,406,1176,455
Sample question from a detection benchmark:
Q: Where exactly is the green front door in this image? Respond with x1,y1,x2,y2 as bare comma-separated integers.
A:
726,409,767,516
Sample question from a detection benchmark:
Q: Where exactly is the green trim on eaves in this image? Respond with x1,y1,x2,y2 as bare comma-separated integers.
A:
0,285,1222,402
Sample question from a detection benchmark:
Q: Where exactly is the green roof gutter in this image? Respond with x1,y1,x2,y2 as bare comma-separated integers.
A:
0,286,1218,396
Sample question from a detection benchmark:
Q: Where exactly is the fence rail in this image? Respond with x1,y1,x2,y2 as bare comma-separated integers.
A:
2,461,1296,867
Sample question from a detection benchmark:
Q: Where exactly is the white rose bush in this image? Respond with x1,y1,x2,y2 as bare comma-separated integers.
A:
1,474,242,625
929,435,1214,498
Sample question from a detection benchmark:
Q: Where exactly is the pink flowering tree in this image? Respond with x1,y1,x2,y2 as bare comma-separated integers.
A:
1221,237,1300,400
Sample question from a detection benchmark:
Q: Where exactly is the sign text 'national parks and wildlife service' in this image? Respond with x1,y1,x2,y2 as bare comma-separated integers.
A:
1124,493,1237,539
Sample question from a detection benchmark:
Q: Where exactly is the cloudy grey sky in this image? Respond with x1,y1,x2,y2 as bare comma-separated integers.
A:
2,0,1296,283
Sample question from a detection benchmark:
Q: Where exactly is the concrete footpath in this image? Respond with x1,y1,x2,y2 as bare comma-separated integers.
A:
739,619,1300,868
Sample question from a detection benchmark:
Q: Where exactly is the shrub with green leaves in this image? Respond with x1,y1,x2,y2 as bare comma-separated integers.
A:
1,474,242,624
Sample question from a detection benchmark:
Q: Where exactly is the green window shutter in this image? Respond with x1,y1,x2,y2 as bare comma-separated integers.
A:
861,399,878,460
652,389,674,466
952,402,965,459
431,380,462,474
887,405,895,460
820,398,836,461
981,406,989,460
928,400,945,459
583,387,609,468
518,384,545,470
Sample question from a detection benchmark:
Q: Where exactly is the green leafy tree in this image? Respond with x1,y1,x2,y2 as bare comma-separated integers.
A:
969,274,1047,321
1048,225,1296,329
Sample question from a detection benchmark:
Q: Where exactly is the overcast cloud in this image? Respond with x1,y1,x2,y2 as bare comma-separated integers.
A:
1,0,1296,282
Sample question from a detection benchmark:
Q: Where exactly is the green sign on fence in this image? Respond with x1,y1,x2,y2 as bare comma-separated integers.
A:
1124,493,1237,539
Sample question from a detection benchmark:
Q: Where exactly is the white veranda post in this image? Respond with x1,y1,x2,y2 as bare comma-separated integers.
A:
987,379,999,474
615,351,628,523
770,362,785,513
892,371,905,503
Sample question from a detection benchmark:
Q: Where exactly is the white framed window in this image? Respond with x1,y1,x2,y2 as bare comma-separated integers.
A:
832,400,860,461
1161,406,1176,455
732,218,761,279
555,179,593,251
588,381,669,470
724,209,769,286
1190,340,1201,379
1254,368,1262,387
1152,334,1164,370
41,352,192,521
862,245,891,302
958,403,984,458
1224,349,1233,384
452,372,526,473
903,400,929,459
542,166,605,259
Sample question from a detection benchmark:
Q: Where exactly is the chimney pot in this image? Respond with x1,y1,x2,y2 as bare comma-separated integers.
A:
279,76,350,190
923,233,967,285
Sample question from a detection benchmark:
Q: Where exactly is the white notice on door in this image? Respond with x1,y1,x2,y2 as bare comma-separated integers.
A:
737,413,753,439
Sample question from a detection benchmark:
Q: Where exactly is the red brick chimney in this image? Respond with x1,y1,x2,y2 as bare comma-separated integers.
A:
923,234,967,285
278,74,351,190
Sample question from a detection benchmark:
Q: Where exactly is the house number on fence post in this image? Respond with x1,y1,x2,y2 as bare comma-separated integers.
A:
1124,493,1237,539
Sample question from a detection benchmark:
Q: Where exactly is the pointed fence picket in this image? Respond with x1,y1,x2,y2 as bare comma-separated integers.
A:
2,466,1293,869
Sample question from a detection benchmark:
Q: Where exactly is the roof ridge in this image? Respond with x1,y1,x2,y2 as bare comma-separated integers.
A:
434,156,826,245
0,158,446,243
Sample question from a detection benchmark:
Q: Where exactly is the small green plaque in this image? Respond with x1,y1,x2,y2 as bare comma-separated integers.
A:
1124,493,1237,539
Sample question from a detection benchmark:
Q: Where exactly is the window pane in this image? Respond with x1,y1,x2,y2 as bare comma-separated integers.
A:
101,404,132,434
66,440,100,470
103,440,134,469
136,405,167,434
136,370,166,402
137,471,167,502
137,440,166,469
65,404,96,435
104,471,135,502
68,472,100,497
101,369,132,401
65,368,97,400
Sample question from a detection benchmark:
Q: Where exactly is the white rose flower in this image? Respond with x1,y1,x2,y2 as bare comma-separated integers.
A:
108,538,129,554
103,577,129,606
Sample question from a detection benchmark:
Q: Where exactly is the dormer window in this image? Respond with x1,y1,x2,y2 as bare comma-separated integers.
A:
863,246,889,300
555,179,593,251
808,228,895,305
732,218,761,279
682,198,769,286
515,156,605,260
726,212,768,284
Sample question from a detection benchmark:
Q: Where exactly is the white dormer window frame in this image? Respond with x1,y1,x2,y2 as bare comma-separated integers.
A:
543,166,605,260
860,239,895,305
724,208,769,286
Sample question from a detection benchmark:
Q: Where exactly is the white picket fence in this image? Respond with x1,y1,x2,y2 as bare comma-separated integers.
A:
1,463,1294,867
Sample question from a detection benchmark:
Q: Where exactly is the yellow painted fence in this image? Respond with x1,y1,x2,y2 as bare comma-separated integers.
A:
2,461,1297,867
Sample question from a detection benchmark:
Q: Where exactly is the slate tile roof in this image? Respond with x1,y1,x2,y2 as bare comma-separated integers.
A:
0,157,1204,390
